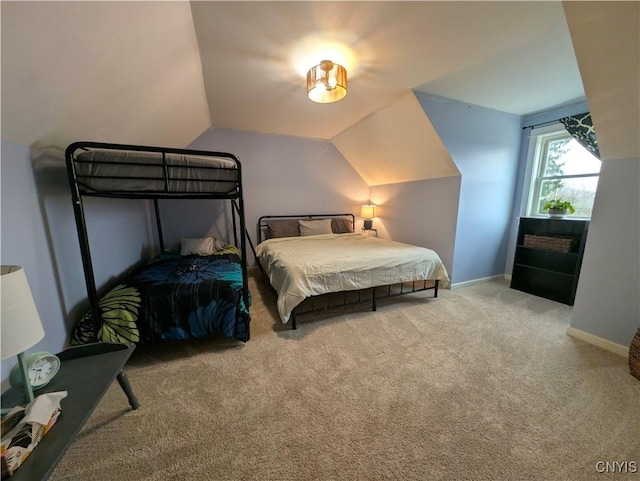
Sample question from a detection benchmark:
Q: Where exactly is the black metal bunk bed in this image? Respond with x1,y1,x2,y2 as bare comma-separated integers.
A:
65,141,251,344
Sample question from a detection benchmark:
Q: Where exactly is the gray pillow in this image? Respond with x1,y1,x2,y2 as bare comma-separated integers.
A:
332,218,354,234
266,219,300,238
299,219,333,236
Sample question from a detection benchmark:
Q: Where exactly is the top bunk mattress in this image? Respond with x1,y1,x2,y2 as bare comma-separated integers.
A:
72,149,239,195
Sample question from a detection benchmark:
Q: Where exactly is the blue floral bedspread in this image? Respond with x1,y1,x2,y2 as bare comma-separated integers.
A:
71,247,250,345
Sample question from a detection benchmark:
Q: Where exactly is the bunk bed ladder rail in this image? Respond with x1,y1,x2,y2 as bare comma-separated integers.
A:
65,146,102,335
231,197,253,316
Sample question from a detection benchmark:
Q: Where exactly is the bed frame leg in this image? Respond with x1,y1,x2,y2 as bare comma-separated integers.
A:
291,311,297,330
434,280,439,298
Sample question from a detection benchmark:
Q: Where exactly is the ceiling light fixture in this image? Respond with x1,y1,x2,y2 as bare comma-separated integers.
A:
306,60,347,103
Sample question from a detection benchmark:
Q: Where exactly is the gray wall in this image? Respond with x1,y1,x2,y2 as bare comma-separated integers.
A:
1,139,151,386
570,157,639,345
1,140,68,386
415,93,521,284
369,177,460,278
160,128,370,264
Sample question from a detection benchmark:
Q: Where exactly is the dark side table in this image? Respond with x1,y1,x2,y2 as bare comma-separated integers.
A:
1,342,139,481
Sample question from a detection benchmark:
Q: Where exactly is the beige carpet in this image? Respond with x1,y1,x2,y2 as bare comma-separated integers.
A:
51,271,639,481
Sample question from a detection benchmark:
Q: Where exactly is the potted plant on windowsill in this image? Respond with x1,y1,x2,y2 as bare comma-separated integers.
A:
543,199,576,218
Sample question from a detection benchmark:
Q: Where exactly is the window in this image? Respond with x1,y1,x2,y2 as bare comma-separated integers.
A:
526,127,601,218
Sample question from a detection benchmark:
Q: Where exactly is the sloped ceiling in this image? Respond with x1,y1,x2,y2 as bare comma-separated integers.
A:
333,92,459,186
1,1,589,187
191,1,584,140
1,1,210,149
563,1,639,161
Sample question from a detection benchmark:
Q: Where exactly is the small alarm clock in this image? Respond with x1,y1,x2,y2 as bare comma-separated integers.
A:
9,351,61,390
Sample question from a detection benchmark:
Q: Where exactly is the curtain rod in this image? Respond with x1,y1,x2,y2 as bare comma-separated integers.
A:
521,119,562,130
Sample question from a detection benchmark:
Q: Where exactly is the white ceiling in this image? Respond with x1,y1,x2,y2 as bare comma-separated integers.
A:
563,1,640,161
191,1,585,140
333,92,460,186
1,1,587,151
1,1,210,149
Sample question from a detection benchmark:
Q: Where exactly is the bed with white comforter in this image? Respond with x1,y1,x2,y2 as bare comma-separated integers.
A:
256,233,450,323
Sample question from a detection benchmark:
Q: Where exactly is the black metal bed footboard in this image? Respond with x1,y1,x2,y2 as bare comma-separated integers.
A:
289,279,440,330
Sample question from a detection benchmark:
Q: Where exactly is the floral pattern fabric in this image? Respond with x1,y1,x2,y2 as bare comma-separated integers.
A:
71,247,250,345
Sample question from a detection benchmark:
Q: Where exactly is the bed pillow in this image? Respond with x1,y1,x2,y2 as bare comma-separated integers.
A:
299,218,333,236
266,220,300,239
180,237,222,256
331,218,354,234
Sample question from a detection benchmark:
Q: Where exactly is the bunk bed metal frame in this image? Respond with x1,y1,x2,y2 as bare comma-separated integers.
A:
65,141,250,339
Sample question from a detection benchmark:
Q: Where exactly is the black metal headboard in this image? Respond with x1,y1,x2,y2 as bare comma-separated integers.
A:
257,213,355,243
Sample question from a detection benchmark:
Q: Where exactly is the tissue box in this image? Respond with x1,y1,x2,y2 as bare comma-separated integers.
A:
1,392,67,477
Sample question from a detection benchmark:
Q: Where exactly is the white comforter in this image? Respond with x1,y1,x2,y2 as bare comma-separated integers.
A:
255,233,450,323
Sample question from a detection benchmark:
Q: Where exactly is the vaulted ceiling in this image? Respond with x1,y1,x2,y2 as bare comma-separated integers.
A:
191,1,583,140
1,1,637,180
1,1,210,149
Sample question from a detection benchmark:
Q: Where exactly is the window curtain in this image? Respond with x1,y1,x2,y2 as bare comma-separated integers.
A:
559,112,600,159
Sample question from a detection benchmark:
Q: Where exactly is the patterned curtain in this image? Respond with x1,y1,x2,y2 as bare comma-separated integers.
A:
559,112,600,159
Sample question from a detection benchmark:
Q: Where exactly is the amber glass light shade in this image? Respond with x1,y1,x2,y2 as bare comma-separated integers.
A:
307,60,347,103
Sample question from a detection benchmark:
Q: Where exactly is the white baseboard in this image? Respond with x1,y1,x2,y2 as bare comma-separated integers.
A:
451,275,506,289
566,326,630,358
504,274,512,281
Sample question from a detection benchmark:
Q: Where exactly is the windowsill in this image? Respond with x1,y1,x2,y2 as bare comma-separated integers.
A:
525,215,591,221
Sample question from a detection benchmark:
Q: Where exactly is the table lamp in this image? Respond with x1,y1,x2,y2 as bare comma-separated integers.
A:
1,265,45,404
361,204,376,230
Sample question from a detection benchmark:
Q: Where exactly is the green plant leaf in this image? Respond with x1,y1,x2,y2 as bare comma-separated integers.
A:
542,198,575,213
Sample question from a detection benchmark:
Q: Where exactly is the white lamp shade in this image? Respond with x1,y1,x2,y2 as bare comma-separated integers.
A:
360,204,375,219
1,266,45,361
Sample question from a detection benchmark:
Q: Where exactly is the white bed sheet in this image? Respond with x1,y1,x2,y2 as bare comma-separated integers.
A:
256,233,450,323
